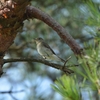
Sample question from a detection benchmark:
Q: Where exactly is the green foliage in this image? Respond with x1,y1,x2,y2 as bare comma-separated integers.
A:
51,75,81,100
85,0,100,26
78,50,99,90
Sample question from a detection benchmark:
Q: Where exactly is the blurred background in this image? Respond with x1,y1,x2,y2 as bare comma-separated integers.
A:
0,0,99,100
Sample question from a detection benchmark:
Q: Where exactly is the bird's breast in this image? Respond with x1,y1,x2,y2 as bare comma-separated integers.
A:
37,43,45,55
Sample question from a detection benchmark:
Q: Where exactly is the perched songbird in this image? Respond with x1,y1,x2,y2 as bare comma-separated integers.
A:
34,37,65,62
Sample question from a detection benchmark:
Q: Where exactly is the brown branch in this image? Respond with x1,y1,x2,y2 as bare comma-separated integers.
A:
25,6,83,55
3,57,74,74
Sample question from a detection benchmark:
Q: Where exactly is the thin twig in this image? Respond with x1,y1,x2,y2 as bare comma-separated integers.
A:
10,94,19,100
3,57,74,74
63,56,72,67
0,86,24,100
0,90,24,94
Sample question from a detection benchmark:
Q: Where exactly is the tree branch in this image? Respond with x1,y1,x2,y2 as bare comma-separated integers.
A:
0,89,24,94
0,89,24,100
3,57,74,74
25,6,83,55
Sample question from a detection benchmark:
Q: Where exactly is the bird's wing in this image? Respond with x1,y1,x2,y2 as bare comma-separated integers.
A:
43,42,56,55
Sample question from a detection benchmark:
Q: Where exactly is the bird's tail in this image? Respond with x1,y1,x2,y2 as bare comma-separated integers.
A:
52,54,65,62
58,56,65,62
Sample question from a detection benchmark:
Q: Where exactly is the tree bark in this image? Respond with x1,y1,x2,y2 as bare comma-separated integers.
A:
0,0,30,75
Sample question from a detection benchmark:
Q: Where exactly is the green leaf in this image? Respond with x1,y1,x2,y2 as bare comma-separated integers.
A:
51,75,81,100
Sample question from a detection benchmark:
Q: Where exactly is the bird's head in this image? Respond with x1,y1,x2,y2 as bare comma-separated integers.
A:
34,37,44,44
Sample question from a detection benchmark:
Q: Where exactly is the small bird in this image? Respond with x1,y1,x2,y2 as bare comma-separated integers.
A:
34,37,65,62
